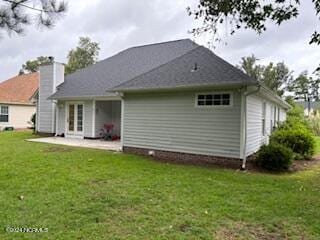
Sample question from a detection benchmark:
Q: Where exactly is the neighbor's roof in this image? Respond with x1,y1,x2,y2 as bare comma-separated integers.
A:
0,72,39,105
50,39,200,99
112,46,257,91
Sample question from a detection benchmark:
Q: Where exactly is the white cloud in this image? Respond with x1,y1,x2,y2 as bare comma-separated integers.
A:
0,0,319,81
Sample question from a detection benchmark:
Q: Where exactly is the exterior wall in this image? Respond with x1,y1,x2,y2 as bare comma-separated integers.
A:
84,100,94,138
56,100,121,138
246,94,263,156
280,108,287,122
56,100,65,135
38,65,55,133
95,101,112,137
112,101,121,136
37,63,64,133
246,93,287,156
56,100,94,138
95,101,121,138
122,90,241,159
0,104,35,130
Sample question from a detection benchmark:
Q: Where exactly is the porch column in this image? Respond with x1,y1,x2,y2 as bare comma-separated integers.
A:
92,100,96,138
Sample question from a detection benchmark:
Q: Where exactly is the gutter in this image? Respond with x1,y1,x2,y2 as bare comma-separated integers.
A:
258,84,291,110
241,84,261,170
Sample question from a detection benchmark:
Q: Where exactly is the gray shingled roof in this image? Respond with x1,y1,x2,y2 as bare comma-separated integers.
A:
112,46,257,91
49,39,199,99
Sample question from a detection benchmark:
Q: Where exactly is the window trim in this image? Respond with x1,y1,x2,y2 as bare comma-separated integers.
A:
195,92,234,108
0,105,9,123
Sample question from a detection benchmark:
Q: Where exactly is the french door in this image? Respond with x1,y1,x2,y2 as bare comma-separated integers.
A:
67,103,84,137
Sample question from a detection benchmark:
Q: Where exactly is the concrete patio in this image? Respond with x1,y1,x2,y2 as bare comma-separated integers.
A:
27,137,121,151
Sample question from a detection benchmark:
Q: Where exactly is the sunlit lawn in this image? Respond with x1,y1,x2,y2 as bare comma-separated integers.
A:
1,131,320,239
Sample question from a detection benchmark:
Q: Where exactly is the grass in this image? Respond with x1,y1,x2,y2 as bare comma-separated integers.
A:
0,131,320,239
314,136,320,154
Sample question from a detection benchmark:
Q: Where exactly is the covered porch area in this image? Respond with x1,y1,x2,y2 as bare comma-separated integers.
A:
56,99,122,140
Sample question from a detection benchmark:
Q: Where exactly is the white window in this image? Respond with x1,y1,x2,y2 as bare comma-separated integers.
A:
196,93,232,107
262,102,266,136
0,106,9,122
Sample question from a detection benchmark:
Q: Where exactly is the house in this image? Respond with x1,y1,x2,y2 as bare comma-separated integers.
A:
296,101,320,116
35,39,290,169
0,72,39,130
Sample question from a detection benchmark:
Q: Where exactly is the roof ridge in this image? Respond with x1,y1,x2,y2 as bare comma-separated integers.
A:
0,72,39,85
111,46,202,91
127,38,194,50
65,39,197,78
198,47,256,83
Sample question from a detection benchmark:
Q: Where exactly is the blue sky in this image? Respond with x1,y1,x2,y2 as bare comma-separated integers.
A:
0,0,319,81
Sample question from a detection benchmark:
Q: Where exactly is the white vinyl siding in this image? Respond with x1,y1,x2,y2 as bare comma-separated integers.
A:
246,94,263,156
38,65,55,133
123,90,241,159
246,93,287,156
56,100,93,138
56,100,121,138
84,101,93,138
95,101,122,138
56,101,65,135
95,101,112,138
37,63,64,134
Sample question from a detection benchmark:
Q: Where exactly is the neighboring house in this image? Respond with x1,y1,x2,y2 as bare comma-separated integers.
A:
296,101,320,116
35,39,290,168
0,73,39,130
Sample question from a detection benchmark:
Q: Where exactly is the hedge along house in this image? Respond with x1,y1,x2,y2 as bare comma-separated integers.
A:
35,39,290,169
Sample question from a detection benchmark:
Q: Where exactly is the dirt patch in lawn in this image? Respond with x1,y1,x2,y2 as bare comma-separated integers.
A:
42,146,74,153
88,179,109,185
290,155,320,172
214,222,305,240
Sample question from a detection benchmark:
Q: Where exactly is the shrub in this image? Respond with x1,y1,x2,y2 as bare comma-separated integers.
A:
283,104,311,131
270,127,315,159
256,143,294,171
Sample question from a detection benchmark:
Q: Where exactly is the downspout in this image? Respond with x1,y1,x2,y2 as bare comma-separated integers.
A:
241,84,261,170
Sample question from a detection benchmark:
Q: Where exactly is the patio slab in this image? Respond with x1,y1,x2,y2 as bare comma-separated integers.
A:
27,137,121,151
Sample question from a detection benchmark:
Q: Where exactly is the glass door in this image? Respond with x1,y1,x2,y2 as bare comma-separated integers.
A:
68,104,75,134
67,103,84,136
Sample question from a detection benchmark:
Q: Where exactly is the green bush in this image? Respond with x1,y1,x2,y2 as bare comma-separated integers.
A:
270,127,315,159
256,143,294,171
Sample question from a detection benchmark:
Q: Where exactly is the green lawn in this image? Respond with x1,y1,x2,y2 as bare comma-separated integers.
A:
1,132,320,240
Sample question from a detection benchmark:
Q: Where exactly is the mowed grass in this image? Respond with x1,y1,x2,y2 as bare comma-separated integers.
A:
0,132,320,240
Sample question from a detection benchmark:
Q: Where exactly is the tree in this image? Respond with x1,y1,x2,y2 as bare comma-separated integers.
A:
310,75,320,101
237,55,263,81
263,62,292,96
238,55,292,96
0,0,67,36
288,71,312,101
19,56,54,74
65,37,100,75
188,0,320,70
